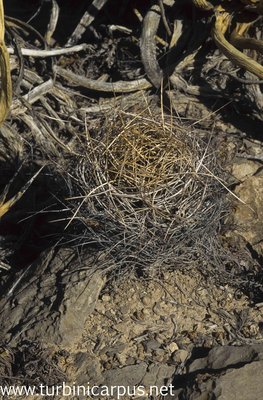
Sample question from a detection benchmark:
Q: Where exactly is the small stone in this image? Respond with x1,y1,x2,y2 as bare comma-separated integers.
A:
226,293,233,301
115,321,130,334
116,353,127,365
162,272,169,280
167,342,179,353
126,356,136,364
105,343,126,356
102,294,111,303
155,355,164,363
156,332,169,343
142,308,150,316
232,160,260,182
153,349,166,362
154,349,165,357
119,305,129,314
100,354,108,363
172,349,189,363
141,296,152,306
248,323,259,336
95,302,105,313
143,339,160,353
163,0,175,6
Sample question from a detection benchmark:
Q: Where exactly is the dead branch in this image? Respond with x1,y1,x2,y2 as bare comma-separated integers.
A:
158,0,172,37
8,44,88,57
140,4,163,89
0,0,12,125
230,31,263,55
45,0,60,45
54,66,152,93
66,0,109,47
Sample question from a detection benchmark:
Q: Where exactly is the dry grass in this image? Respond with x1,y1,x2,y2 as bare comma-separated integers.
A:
62,103,228,275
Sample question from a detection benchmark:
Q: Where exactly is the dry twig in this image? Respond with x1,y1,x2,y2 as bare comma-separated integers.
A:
66,0,109,46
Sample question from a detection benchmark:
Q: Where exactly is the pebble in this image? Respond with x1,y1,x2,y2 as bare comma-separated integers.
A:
119,305,129,314
171,349,189,363
126,356,136,365
163,272,170,280
248,323,259,336
156,332,169,343
100,354,108,363
141,296,152,306
167,342,179,353
143,339,160,353
114,321,129,334
153,349,166,362
105,343,126,356
226,293,233,301
142,308,150,317
116,353,126,365
154,348,165,357
101,294,111,303
95,302,105,313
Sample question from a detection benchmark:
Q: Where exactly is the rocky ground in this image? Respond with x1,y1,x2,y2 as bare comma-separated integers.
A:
0,126,263,400
0,1,263,399
2,255,263,399
1,135,263,399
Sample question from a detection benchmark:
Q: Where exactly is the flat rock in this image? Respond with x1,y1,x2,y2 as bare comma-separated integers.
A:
189,345,259,373
142,363,176,388
102,362,147,387
0,249,106,347
214,361,263,400
173,344,263,400
232,159,260,182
